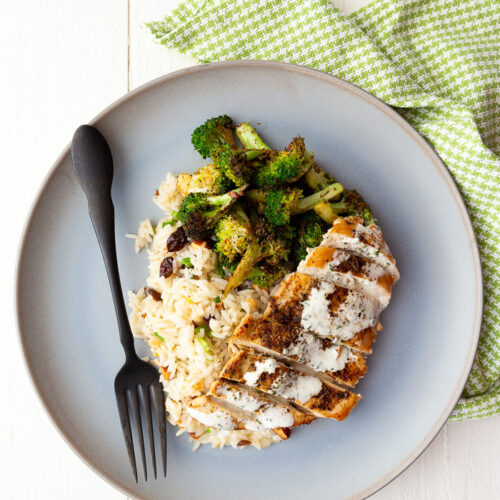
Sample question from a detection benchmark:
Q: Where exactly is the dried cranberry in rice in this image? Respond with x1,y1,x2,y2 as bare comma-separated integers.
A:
147,288,162,301
167,226,188,252
159,257,174,278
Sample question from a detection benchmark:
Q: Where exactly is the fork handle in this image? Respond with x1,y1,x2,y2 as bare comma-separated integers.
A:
71,125,138,361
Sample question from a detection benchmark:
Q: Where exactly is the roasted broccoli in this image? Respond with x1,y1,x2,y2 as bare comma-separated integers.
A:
247,261,289,288
184,116,378,292
223,222,295,297
252,137,314,189
178,185,247,240
294,211,329,263
329,190,377,225
177,163,233,195
215,252,239,277
212,145,266,187
191,115,236,159
235,122,271,150
214,204,252,262
303,163,340,224
304,163,336,191
246,182,344,225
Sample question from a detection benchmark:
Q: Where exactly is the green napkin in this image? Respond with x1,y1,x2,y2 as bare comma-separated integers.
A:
148,0,499,421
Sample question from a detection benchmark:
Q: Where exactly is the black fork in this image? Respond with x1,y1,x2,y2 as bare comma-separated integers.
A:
71,125,167,481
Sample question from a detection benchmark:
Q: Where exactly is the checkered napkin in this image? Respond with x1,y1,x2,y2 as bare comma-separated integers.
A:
147,0,500,421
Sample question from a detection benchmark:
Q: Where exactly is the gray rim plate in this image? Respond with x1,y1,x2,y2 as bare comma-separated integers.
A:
16,61,482,500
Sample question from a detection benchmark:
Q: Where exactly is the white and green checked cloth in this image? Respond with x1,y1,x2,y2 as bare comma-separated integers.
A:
148,0,500,421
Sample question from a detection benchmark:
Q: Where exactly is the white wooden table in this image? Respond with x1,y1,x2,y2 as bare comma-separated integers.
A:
1,0,499,498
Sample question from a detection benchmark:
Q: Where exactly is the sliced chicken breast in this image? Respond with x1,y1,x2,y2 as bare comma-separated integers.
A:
265,272,382,353
297,247,395,307
186,395,247,431
320,216,399,279
209,379,315,439
231,314,367,387
219,350,361,421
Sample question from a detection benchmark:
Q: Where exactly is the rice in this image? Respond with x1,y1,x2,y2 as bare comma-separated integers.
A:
128,173,280,450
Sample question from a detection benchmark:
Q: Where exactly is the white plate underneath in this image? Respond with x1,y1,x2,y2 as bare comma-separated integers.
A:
16,61,482,500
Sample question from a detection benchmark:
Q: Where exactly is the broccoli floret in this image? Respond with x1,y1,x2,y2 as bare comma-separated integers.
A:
246,183,344,226
294,212,328,263
235,123,271,150
178,185,247,240
246,187,302,226
212,145,266,187
247,262,288,288
214,204,252,262
252,137,313,189
330,190,377,225
223,223,295,297
262,188,302,226
302,164,341,224
304,163,336,191
215,251,239,277
185,163,233,194
191,115,236,159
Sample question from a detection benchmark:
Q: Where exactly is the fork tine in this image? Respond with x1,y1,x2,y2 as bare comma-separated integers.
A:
141,385,157,479
152,384,167,477
130,387,147,481
115,392,138,483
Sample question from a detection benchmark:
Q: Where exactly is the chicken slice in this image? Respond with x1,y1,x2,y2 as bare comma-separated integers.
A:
186,395,247,431
297,247,395,307
219,350,361,421
230,315,367,388
209,379,315,439
320,216,399,279
265,272,382,353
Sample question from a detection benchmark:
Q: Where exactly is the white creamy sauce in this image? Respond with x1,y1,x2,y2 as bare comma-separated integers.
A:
363,262,388,280
219,385,295,429
322,224,399,278
257,404,294,428
284,331,349,373
276,374,322,404
244,357,278,386
328,250,351,268
300,281,335,337
186,407,236,430
219,385,263,413
333,291,380,340
297,250,390,306
244,420,267,432
301,282,380,340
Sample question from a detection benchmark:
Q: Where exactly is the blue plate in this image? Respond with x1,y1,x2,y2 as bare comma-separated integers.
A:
16,61,482,500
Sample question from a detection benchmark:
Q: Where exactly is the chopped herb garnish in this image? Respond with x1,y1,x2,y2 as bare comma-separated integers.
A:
181,257,193,268
195,325,209,336
206,428,211,433
153,331,165,342
196,337,214,358
213,296,221,303
162,211,179,228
